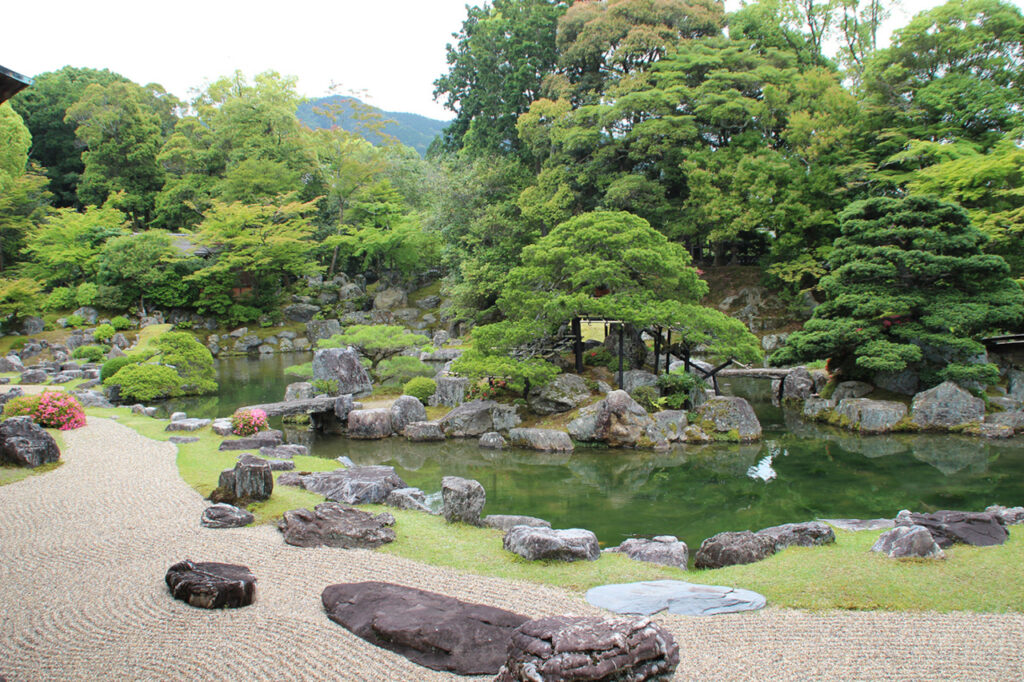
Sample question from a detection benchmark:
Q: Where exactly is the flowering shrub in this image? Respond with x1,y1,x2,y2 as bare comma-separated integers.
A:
465,378,509,401
231,408,268,436
4,391,87,430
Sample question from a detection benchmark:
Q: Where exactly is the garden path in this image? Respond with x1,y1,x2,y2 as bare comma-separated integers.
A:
1,415,1023,680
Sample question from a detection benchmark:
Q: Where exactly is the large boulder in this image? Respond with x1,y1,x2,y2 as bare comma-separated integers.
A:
835,398,908,434
986,505,1024,525
322,581,528,675
645,410,689,444
527,373,591,415
871,525,945,559
0,387,24,408
895,510,1008,548
402,421,445,441
216,457,273,503
586,580,766,617
0,416,61,468
71,389,113,408
620,369,658,394
279,466,407,505
384,487,433,513
0,355,25,373
803,397,835,419
607,536,688,569
278,502,395,548
284,381,314,401
910,381,985,430
305,319,341,344
832,381,874,401
282,303,320,323
694,530,776,569
19,369,48,384
373,286,408,310
389,395,426,434
21,316,45,335
165,560,255,609
200,503,254,528
508,427,574,452
756,521,836,551
503,526,600,562
496,615,679,682
312,347,372,396
438,399,520,437
568,390,652,447
347,408,393,439
429,375,469,407
479,431,507,449
442,476,486,526
780,366,815,402
696,396,762,442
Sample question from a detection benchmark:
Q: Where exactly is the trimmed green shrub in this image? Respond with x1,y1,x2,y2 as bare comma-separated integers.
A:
630,385,660,413
92,323,116,343
312,379,339,395
404,376,437,405
71,345,107,363
105,363,183,402
151,331,217,395
109,315,133,331
43,287,76,312
75,282,99,306
3,394,41,418
65,314,85,327
100,354,141,382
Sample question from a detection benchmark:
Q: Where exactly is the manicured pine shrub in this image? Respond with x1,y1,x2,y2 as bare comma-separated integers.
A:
403,376,437,405
92,323,116,343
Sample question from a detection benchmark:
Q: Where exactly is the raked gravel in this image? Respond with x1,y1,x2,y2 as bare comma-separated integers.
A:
1,415,1023,681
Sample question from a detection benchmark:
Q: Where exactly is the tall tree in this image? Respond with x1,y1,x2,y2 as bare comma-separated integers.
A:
23,204,128,288
65,81,166,227
772,196,1024,389
9,66,128,206
434,0,568,157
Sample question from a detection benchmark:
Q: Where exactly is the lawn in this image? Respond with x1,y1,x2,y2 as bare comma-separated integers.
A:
58,404,1024,612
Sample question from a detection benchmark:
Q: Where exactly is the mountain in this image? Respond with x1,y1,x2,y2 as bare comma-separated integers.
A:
296,95,447,156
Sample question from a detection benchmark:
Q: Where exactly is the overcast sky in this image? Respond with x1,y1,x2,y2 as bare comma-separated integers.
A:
4,0,1021,121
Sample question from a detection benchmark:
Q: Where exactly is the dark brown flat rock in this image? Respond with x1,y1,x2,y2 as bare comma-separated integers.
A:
165,560,255,609
321,581,528,675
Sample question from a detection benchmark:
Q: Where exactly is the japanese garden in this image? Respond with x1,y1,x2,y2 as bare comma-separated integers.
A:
2,0,1024,679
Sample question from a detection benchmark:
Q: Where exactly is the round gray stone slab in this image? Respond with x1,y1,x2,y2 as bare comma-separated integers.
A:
586,579,766,616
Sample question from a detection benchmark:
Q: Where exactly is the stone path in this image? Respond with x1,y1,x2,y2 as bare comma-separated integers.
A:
2,416,1024,680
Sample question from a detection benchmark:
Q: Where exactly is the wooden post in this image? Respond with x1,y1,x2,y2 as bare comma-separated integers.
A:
618,323,624,388
572,317,583,373
665,330,672,374
653,326,661,375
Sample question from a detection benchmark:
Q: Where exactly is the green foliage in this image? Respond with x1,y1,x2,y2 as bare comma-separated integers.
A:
150,331,217,395
629,385,660,412
451,347,560,401
773,196,1024,387
284,362,313,377
0,103,31,197
322,325,429,371
43,287,76,312
96,231,196,312
105,363,184,402
311,378,339,396
403,376,437,405
656,368,706,410
23,204,128,288
109,315,133,331
71,345,107,363
3,394,40,418
375,355,434,385
65,314,85,327
583,347,613,366
74,282,99,306
100,354,141,382
0,278,43,326
92,323,115,343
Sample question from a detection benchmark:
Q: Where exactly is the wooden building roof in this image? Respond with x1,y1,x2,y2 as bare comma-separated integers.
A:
0,65,32,104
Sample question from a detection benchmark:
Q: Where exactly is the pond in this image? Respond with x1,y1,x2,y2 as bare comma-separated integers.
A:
168,356,1024,550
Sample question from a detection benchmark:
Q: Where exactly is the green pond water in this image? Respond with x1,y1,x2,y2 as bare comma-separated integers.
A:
164,356,1024,549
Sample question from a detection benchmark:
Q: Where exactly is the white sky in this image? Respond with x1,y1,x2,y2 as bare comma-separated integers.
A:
4,0,1022,121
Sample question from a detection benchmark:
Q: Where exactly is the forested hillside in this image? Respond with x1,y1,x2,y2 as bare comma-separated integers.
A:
296,96,447,156
0,0,1022,390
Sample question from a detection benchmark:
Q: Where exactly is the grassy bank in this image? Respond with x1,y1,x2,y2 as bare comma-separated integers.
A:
45,404,1024,612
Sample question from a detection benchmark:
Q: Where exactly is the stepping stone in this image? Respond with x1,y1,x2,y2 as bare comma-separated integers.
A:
165,418,211,432
165,560,255,609
278,502,395,548
201,503,254,528
496,615,679,682
168,436,200,444
586,579,766,616
483,514,550,531
218,430,283,450
321,581,528,675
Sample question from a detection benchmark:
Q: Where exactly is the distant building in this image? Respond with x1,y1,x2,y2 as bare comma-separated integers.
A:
0,65,31,104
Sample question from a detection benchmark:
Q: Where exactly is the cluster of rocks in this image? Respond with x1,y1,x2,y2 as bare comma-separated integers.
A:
205,326,310,357
693,521,836,569
787,366,1024,438
14,357,102,387
871,507,1019,559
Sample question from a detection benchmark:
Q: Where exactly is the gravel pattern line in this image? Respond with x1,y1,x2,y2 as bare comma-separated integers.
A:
1,415,1023,681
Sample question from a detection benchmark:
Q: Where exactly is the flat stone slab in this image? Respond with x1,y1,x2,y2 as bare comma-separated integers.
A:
218,430,283,450
321,581,528,675
279,466,407,505
168,436,200,444
165,418,211,432
820,518,895,532
278,502,395,548
201,503,254,528
235,396,339,418
586,580,766,616
483,514,551,531
165,560,255,609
